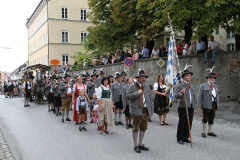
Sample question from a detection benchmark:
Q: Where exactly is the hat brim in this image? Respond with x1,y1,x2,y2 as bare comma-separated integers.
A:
136,74,148,78
182,72,193,78
115,76,122,79
91,75,98,77
206,75,217,79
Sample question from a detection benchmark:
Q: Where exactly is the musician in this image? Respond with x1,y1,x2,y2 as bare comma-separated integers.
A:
126,69,153,153
83,72,90,85
23,76,33,107
198,69,219,138
97,71,105,88
53,76,62,116
175,68,196,145
59,74,73,123
111,72,125,126
45,76,54,112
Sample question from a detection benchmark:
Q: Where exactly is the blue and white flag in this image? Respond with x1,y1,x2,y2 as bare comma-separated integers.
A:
165,23,182,105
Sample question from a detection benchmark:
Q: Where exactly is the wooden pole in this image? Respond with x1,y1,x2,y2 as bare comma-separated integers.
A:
183,92,193,148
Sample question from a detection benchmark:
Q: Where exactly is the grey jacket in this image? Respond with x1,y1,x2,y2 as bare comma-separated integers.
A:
197,82,220,109
127,83,153,116
52,81,59,97
122,84,130,107
44,82,54,95
175,82,196,108
58,80,73,98
111,82,125,102
96,77,103,88
87,81,96,98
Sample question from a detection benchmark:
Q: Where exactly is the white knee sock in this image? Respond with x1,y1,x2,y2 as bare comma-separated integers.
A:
139,131,145,146
208,124,212,133
202,123,206,133
133,132,138,147
119,112,122,122
114,113,118,122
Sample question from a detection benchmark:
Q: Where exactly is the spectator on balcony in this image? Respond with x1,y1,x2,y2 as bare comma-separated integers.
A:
176,41,183,55
133,49,139,60
120,49,125,61
151,46,159,58
159,45,167,57
124,49,132,60
139,46,144,59
197,38,206,54
92,57,99,67
107,53,112,64
142,45,150,59
134,44,141,53
115,52,121,63
188,41,196,55
205,36,218,64
111,54,116,64
182,40,189,56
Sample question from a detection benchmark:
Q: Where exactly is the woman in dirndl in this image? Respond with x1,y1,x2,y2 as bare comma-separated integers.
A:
154,74,170,125
72,77,91,125
97,77,115,135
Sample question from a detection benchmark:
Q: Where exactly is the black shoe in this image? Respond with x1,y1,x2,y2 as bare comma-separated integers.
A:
212,61,215,64
126,125,129,129
202,133,207,138
24,105,27,107
90,120,94,123
82,127,87,131
208,132,217,137
27,104,30,107
204,61,207,63
118,121,124,125
163,121,168,125
56,113,58,116
183,139,191,143
128,124,133,128
61,119,64,123
148,119,152,122
66,118,71,121
115,121,118,126
138,144,149,151
177,140,184,145
79,127,82,131
134,146,141,153
59,112,62,115
48,109,50,112
75,122,78,125
70,108,73,111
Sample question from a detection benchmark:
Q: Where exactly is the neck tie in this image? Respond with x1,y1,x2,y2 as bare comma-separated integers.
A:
141,85,144,92
187,83,190,90
210,83,213,90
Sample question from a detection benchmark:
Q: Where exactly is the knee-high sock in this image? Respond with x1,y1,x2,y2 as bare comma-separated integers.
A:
208,124,212,133
27,99,29,105
133,132,138,147
48,103,50,110
139,131,145,146
25,98,27,105
79,123,82,128
202,123,206,133
114,113,118,122
119,112,122,122
66,110,69,118
62,110,65,119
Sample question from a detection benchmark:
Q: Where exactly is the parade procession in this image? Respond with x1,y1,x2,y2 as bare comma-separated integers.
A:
1,0,240,160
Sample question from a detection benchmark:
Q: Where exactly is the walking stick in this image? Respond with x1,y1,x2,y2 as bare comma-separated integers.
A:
183,92,193,148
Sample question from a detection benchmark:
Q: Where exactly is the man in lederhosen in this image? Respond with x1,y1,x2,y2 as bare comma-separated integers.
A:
111,72,125,126
127,69,153,153
198,68,219,138
59,74,73,123
45,76,55,112
53,76,62,116
23,76,33,107
175,68,196,145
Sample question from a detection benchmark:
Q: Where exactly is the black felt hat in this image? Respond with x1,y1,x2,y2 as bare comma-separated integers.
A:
136,69,148,78
64,74,71,79
206,72,217,79
115,72,122,79
182,69,193,78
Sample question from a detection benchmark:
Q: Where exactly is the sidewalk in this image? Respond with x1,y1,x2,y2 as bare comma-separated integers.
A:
0,131,15,160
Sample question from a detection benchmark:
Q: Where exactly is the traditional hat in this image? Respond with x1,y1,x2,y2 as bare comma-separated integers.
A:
136,69,148,78
48,76,54,80
181,64,193,78
115,72,122,79
121,71,127,76
85,72,90,77
206,66,217,79
56,76,62,79
91,70,98,78
64,74,71,79
100,71,105,75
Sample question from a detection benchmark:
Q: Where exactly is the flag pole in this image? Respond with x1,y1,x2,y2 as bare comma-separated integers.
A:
167,13,193,148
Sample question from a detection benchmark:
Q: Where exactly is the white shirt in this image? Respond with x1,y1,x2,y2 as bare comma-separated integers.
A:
67,82,72,94
152,49,159,57
153,83,166,91
96,85,111,100
72,83,87,92
76,96,88,111
209,83,216,102
139,84,147,108
184,81,192,104
208,41,218,49
23,81,32,89
183,44,188,55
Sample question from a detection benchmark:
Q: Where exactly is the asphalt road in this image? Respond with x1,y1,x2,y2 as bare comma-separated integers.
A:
0,96,240,160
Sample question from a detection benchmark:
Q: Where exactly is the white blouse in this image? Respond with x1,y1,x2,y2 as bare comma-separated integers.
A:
153,82,166,90
72,83,87,92
152,49,159,57
96,85,111,100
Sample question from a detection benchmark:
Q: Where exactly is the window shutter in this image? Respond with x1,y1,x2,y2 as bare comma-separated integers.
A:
227,44,231,51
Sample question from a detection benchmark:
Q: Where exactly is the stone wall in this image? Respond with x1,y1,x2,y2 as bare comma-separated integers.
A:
65,51,240,102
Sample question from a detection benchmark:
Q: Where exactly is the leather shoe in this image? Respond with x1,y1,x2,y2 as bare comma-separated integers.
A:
79,127,82,131
115,121,118,126
118,121,124,125
82,127,87,131
66,118,71,121
134,146,141,153
61,119,64,123
24,105,27,107
128,124,133,128
183,139,191,143
138,144,149,151
202,133,207,138
55,113,58,116
148,119,152,122
90,120,94,123
177,140,184,145
126,125,129,129
208,132,217,137
27,104,30,107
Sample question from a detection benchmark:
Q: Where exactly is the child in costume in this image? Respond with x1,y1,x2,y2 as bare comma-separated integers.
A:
76,90,88,131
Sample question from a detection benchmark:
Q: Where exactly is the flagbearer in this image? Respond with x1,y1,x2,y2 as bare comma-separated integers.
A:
197,67,219,138
23,76,33,107
175,67,196,145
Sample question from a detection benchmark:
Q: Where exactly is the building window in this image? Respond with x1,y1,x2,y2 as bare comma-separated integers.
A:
80,9,87,20
62,54,69,64
227,43,236,51
80,32,87,43
61,7,68,19
62,31,69,43
43,34,45,46
216,27,219,35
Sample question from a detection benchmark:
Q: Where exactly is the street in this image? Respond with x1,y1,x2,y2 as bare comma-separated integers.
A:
0,95,240,160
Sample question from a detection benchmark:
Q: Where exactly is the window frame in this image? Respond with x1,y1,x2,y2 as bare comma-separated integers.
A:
80,9,87,21
61,7,69,20
62,54,70,64
80,31,88,43
61,30,69,43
